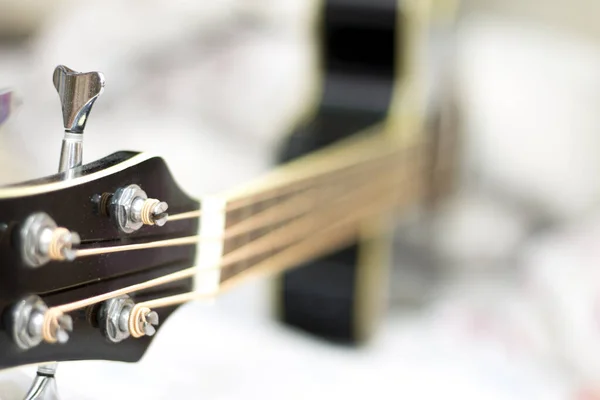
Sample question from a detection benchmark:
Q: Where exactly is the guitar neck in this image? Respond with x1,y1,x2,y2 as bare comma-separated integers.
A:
197,127,430,292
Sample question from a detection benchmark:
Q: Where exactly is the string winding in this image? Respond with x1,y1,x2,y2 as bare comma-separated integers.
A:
48,227,71,261
140,198,160,225
42,308,62,344
129,306,151,338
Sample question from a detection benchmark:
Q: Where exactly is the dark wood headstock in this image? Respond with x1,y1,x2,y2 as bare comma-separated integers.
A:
0,151,198,369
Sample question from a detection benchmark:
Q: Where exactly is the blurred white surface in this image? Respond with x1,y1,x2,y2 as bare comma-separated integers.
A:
457,16,600,220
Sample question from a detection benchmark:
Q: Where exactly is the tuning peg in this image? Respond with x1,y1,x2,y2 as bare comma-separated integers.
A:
100,184,170,233
53,65,105,133
53,65,105,172
99,296,160,343
20,212,81,268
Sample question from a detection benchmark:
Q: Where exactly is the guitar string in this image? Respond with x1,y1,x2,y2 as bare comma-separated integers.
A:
77,168,404,305
64,173,404,310
41,182,410,343
167,210,202,221
217,139,404,211
40,144,423,343
73,155,405,259
127,187,413,337
219,174,399,268
75,184,360,258
164,146,409,222
127,222,363,339
40,170,414,343
138,224,362,310
165,160,361,223
75,189,324,258
125,220,366,338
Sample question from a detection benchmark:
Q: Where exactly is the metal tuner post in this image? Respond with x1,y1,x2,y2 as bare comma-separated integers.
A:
23,364,59,400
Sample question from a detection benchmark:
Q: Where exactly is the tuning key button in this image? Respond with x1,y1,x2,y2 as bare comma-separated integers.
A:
20,212,80,268
53,65,105,134
53,65,105,173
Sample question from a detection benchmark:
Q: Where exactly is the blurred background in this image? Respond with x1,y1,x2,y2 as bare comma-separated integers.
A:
1,0,600,399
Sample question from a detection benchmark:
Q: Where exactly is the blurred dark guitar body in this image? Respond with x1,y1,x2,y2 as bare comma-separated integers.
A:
276,0,402,343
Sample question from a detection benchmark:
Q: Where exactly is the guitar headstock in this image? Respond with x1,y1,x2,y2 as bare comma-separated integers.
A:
0,66,199,369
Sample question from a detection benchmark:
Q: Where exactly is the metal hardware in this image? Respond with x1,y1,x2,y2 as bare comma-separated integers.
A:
98,295,134,343
141,309,160,337
20,212,80,268
23,363,59,400
58,132,83,174
11,296,73,350
91,192,112,217
109,184,169,233
53,65,105,172
98,295,159,342
53,65,105,134
12,296,47,350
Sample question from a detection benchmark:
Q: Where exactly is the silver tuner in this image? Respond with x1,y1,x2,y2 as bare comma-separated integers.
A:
14,295,72,399
98,295,159,343
20,212,80,268
107,184,169,233
11,295,73,350
53,65,105,173
12,298,63,399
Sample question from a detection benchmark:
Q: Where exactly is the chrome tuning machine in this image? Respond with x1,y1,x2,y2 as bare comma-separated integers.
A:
53,65,105,173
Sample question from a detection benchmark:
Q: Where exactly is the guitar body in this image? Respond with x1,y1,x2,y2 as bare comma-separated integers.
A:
275,0,401,344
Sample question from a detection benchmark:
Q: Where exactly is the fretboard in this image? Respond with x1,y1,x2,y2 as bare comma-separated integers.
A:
197,127,429,291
